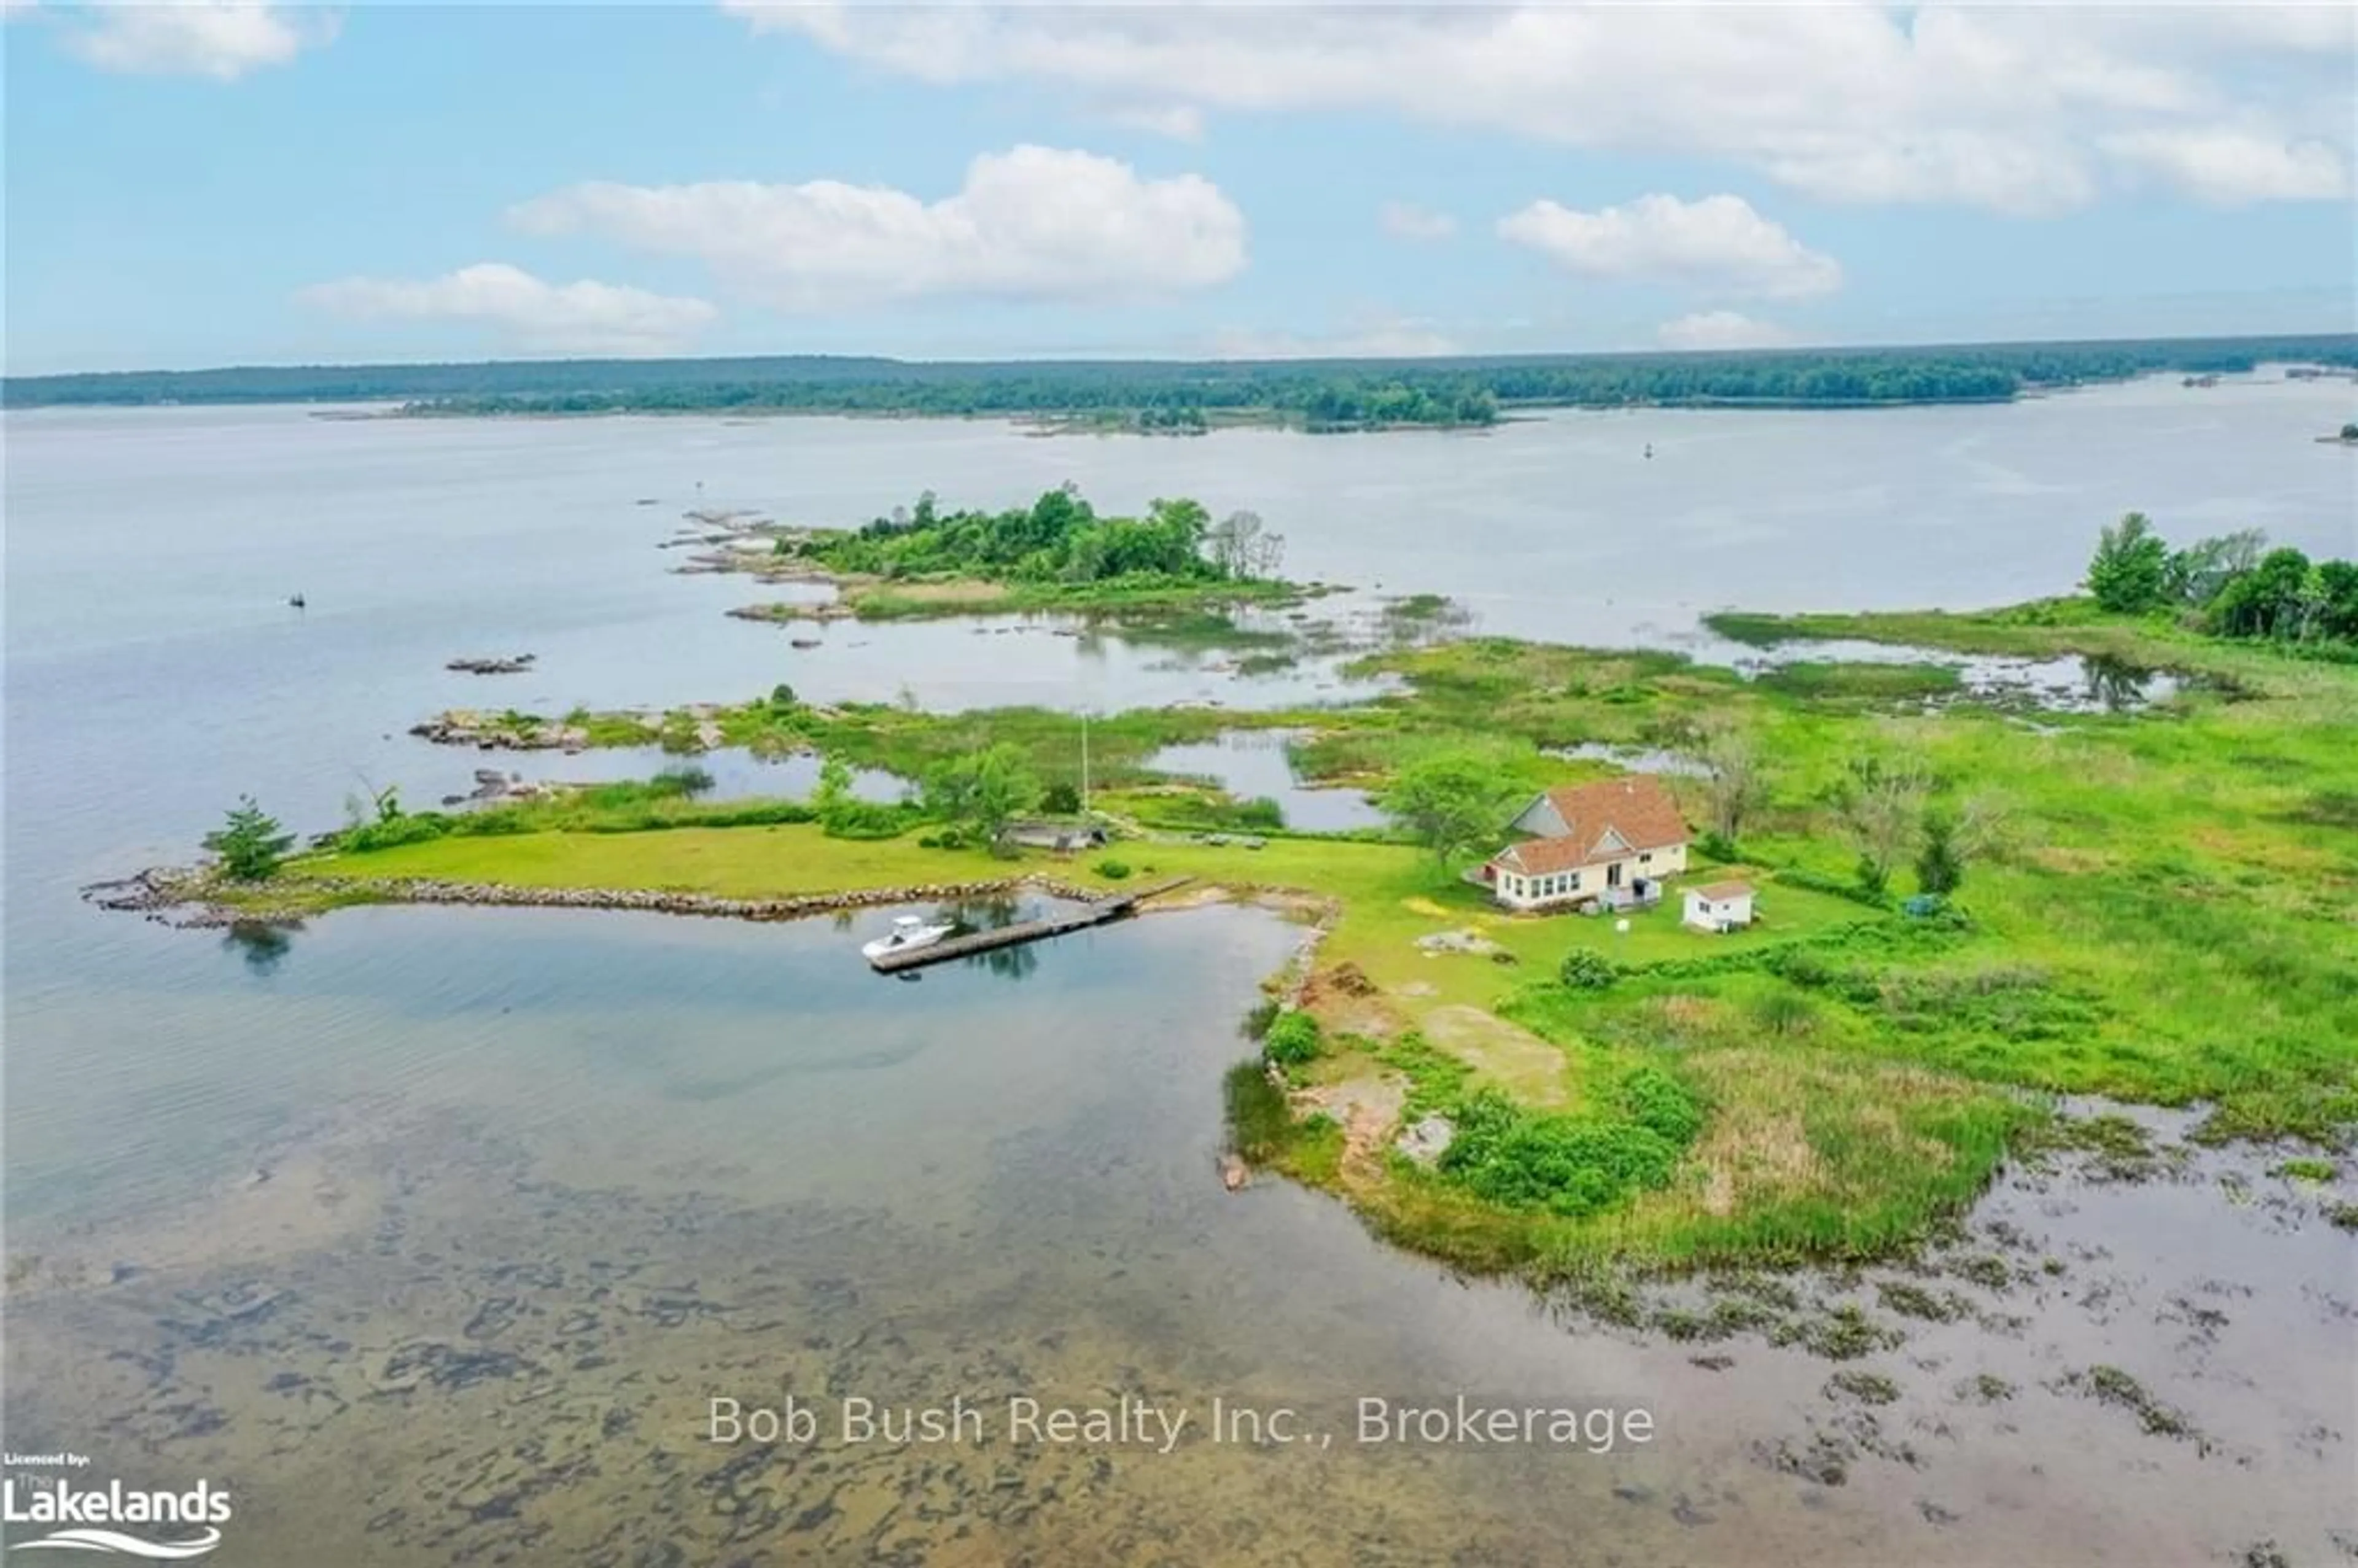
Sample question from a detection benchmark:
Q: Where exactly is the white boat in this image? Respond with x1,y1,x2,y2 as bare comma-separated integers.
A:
862,915,956,962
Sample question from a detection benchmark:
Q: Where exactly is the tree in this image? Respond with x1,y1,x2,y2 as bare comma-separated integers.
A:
2210,546,2314,638
1695,722,1770,844
812,753,853,816
1829,753,1929,896
1204,509,1264,580
2085,511,2169,613
1915,808,1965,896
923,743,1040,851
2315,559,2358,641
205,796,295,881
2161,528,2267,607
1380,753,1511,866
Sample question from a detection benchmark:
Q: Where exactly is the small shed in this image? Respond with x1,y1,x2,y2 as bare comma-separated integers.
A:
1683,880,1756,933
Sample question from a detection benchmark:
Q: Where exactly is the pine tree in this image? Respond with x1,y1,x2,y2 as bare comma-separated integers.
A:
205,796,296,882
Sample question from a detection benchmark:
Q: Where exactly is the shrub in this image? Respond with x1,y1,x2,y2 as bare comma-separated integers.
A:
1094,858,1133,880
1695,829,1738,863
1041,781,1082,815
1438,1090,1682,1218
1239,999,1281,1041
819,801,913,840
1264,1011,1323,1068
339,812,457,853
1915,808,1964,896
1617,1066,1704,1144
1558,948,1620,990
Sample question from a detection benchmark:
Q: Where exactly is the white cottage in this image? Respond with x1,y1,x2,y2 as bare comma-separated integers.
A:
1484,775,1690,912
1682,880,1756,933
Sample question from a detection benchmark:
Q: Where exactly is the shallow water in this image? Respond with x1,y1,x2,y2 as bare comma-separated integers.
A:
7,376,2356,1564
1142,730,1385,832
6,910,2349,1564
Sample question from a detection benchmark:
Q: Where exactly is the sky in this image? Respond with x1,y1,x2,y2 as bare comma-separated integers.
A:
3,1,2354,375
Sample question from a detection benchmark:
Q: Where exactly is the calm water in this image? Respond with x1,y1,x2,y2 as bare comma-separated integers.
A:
1141,731,1384,832
6,377,2354,1564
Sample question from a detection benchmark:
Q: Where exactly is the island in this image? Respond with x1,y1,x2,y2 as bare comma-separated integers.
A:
11,333,2356,431
694,487,1317,626
96,512,2358,1290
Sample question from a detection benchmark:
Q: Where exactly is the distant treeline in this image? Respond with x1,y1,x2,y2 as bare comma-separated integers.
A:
8,336,2354,425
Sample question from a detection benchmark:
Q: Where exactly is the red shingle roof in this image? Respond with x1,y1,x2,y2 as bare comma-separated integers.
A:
1490,774,1688,874
1492,834,1607,875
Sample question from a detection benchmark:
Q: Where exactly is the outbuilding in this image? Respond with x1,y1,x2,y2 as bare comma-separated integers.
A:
1682,880,1756,933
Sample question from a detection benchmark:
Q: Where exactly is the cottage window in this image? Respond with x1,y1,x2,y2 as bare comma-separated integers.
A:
1640,852,1652,864
1570,872,1582,891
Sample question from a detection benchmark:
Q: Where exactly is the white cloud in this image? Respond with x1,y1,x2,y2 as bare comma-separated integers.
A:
1207,314,1461,361
509,146,1246,311
1097,103,1204,141
1501,194,1842,300
732,3,2354,214
62,2,332,80
1379,201,1457,242
2101,128,2350,204
300,264,717,356
1656,311,1798,351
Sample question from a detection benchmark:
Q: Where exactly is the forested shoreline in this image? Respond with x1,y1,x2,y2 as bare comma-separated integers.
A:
9,335,2352,427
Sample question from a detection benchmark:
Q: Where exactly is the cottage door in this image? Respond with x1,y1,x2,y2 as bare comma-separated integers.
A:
1607,862,1624,888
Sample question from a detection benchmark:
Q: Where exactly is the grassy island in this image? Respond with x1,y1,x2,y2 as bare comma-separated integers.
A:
717,487,1315,626
185,566,2358,1279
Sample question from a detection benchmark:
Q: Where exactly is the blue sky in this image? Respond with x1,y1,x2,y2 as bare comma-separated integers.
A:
4,2,2353,374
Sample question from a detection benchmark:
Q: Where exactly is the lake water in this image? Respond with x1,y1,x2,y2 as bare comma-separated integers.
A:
6,375,2354,1564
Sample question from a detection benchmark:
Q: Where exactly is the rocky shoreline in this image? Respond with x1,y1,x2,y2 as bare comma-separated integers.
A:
82,866,1111,931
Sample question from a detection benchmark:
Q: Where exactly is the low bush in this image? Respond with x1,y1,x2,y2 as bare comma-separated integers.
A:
1264,1011,1323,1068
1559,948,1620,990
1438,1089,1683,1218
1095,858,1133,880
338,812,457,853
1617,1066,1705,1144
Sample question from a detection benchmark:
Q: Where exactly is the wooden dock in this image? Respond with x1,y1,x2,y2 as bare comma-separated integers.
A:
867,877,1193,973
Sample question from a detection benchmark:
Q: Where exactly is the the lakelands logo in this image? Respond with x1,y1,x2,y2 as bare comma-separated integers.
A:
2,1457,230,1559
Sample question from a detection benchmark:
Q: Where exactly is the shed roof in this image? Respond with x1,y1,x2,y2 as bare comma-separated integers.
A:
1691,880,1756,901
